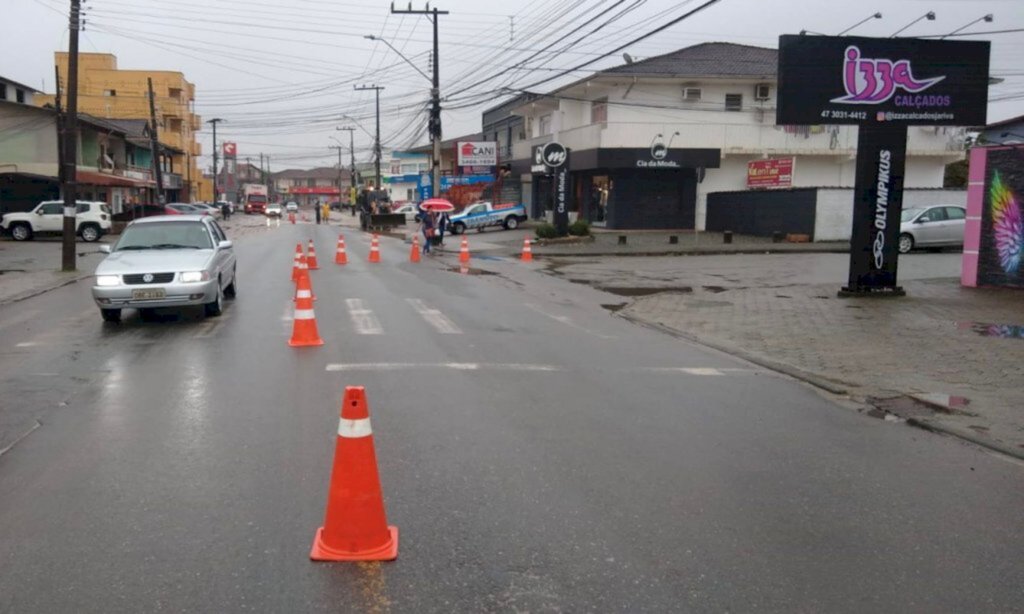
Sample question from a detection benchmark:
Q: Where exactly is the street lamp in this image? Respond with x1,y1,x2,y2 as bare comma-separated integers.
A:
941,14,993,39
365,35,431,83
891,11,935,37
837,12,882,36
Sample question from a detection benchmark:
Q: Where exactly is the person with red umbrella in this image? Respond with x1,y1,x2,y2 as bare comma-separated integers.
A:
419,198,455,252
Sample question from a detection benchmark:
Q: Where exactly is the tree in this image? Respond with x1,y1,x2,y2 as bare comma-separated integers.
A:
944,159,969,188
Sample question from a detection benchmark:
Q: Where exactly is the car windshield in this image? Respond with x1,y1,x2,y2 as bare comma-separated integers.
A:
116,222,213,250
901,208,924,222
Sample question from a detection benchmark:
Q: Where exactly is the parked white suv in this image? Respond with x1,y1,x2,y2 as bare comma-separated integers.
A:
1,200,112,242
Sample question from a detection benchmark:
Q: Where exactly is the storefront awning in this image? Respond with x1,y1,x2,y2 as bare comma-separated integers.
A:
76,170,155,188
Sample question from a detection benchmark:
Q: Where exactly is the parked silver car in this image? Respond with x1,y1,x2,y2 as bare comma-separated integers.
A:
91,215,237,322
898,205,966,253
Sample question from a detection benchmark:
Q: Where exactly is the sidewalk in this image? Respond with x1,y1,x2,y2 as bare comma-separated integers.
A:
433,225,850,257
617,278,1024,459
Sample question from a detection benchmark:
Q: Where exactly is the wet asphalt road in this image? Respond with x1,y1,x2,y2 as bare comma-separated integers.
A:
0,221,1022,612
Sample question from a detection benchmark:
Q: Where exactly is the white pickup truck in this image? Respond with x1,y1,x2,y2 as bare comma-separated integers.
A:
1,200,112,242
448,202,528,234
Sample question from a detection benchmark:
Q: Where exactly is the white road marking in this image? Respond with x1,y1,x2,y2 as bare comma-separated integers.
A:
346,298,383,335
325,362,563,372
15,342,38,348
325,363,756,375
524,303,616,339
406,299,462,334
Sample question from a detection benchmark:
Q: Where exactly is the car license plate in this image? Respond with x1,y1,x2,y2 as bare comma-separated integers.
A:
132,288,166,300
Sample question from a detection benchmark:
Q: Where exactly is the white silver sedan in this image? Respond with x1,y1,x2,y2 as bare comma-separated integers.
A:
898,205,966,253
91,215,237,322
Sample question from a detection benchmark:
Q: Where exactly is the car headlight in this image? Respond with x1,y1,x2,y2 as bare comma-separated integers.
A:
95,275,120,286
180,271,210,283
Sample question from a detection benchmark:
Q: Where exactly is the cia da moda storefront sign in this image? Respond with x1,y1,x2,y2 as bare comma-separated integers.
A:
775,35,989,295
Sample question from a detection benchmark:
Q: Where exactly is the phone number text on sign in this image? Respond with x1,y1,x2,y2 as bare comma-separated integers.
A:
820,109,867,121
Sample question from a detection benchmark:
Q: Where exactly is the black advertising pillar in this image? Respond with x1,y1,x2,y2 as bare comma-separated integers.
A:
540,142,570,235
841,124,908,296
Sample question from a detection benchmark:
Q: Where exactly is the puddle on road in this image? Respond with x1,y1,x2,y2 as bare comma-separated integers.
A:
956,321,1024,340
702,285,729,294
601,303,628,312
445,266,498,276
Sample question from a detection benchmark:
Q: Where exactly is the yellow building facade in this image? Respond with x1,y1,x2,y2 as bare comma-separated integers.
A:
38,53,202,201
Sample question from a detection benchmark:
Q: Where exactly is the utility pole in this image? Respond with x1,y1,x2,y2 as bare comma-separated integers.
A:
61,0,82,271
354,85,384,191
329,145,344,200
147,78,165,205
391,3,447,198
336,126,356,199
54,65,64,191
207,118,223,201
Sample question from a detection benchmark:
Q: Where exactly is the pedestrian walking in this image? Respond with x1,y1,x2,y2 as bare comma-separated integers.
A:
436,211,449,246
322,202,330,224
314,199,322,224
418,208,435,254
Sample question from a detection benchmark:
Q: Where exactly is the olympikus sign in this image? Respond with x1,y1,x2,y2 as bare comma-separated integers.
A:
776,35,989,127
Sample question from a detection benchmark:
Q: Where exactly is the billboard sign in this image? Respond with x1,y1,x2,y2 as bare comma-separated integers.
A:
747,157,795,189
776,35,989,126
222,142,237,156
457,141,498,167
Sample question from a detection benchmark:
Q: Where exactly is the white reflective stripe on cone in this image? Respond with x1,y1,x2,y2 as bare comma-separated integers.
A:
338,417,372,438
294,309,316,319
296,290,312,298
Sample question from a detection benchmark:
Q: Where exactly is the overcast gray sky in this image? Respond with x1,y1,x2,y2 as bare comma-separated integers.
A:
4,0,1022,171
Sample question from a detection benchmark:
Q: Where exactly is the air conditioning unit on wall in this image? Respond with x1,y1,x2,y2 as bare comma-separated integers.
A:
755,83,771,101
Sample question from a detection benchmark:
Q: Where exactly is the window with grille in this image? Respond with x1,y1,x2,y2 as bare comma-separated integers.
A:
725,94,743,112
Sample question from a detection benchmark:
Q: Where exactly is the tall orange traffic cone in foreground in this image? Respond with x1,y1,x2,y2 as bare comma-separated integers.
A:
459,236,471,264
311,386,398,561
291,243,303,281
520,236,533,262
307,239,320,270
368,234,381,263
288,273,323,347
289,212,296,224
335,234,348,265
409,235,421,263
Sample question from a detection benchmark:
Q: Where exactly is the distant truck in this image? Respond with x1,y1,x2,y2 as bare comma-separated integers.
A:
241,184,268,215
448,201,528,234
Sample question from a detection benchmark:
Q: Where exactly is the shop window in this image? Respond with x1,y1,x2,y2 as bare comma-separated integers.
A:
725,94,743,112
591,98,608,125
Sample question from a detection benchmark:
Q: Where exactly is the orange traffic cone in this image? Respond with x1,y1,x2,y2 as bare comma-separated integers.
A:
335,234,348,265
459,236,471,263
521,236,533,262
295,254,316,301
410,235,421,263
288,273,324,347
291,243,303,281
289,212,296,225
311,386,398,561
368,234,381,263
307,239,320,270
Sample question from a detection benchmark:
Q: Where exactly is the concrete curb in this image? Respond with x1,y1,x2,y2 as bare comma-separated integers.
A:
617,311,1024,462
906,417,1024,461
528,246,851,258
0,274,91,307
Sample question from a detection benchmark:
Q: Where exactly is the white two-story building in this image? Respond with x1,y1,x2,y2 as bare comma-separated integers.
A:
495,42,965,231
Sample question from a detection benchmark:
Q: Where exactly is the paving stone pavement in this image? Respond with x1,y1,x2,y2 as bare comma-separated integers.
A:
540,253,1024,458
620,279,1024,457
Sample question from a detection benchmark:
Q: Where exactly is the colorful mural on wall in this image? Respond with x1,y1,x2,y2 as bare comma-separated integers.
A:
963,145,1024,289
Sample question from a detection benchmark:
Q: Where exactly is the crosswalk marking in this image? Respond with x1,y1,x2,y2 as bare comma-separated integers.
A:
406,299,462,334
346,298,383,335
